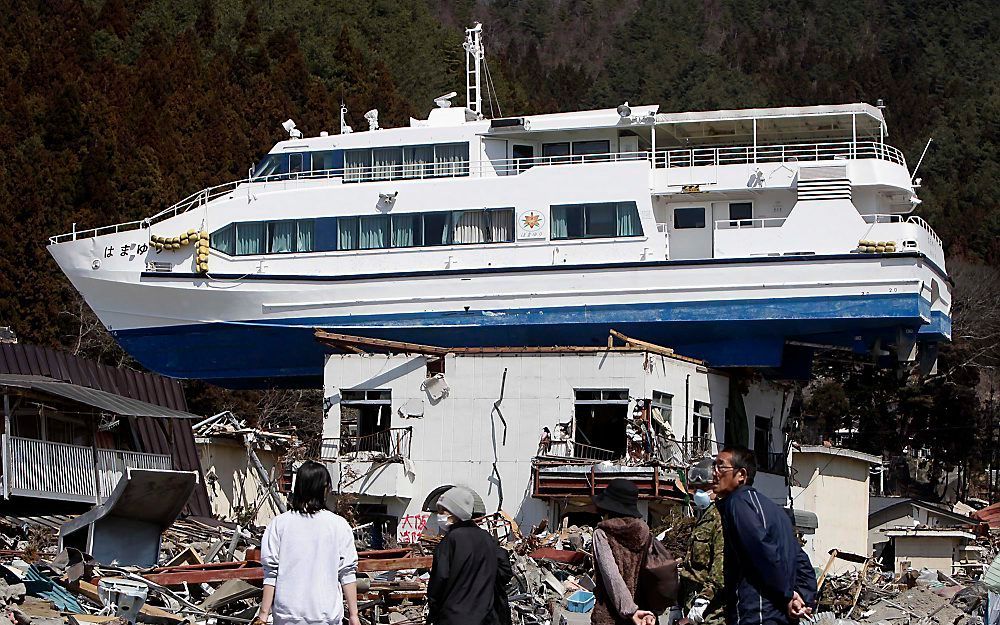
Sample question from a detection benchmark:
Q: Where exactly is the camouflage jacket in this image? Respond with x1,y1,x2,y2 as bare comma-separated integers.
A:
680,503,726,625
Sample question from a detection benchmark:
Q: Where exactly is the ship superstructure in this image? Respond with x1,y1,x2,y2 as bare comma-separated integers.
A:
48,25,950,387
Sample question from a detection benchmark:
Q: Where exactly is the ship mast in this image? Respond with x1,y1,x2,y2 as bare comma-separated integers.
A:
464,23,484,118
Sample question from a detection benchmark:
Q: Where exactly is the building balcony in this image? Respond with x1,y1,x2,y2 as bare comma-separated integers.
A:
1,435,173,504
531,458,683,501
320,427,413,462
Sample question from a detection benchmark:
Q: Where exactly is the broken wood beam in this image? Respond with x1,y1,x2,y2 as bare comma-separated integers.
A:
609,329,675,356
357,556,433,572
314,331,451,356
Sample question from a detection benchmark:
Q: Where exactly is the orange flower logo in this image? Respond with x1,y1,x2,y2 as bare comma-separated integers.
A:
522,212,541,229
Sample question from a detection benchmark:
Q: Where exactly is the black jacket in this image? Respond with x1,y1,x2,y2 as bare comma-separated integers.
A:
427,521,499,625
717,486,817,625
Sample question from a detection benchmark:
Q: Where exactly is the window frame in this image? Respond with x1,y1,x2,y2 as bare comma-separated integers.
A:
673,206,706,230
551,201,644,240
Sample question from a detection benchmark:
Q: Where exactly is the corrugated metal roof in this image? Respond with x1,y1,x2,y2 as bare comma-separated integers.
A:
0,374,198,419
0,343,187,411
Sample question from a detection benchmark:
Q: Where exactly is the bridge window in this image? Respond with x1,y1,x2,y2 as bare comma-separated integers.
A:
551,201,642,239
673,207,705,229
252,154,287,179
312,151,339,173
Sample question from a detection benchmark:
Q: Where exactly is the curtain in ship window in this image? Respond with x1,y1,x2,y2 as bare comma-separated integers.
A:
210,224,235,255
453,210,488,244
550,206,568,239
338,217,359,250
344,150,372,182
489,209,514,243
360,215,389,249
297,220,314,252
434,144,469,177
236,222,265,255
391,214,420,247
616,202,641,237
268,220,295,253
373,148,403,180
403,145,434,178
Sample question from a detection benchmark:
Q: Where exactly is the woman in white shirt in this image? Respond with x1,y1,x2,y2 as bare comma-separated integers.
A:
256,461,360,625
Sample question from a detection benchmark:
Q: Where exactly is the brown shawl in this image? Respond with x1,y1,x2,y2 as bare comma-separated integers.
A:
592,517,651,625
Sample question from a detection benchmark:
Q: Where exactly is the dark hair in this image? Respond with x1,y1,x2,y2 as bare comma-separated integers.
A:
721,445,757,486
290,460,331,514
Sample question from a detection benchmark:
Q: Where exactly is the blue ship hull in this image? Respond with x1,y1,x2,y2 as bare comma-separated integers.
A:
113,293,950,388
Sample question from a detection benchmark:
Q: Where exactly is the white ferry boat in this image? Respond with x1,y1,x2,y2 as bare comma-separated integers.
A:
48,25,950,387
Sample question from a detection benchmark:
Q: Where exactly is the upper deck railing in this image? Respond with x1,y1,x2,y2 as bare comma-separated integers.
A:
50,139,908,244
654,140,905,169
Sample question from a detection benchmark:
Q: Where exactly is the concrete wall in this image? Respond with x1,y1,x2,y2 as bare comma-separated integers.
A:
323,351,791,540
197,438,284,527
790,451,872,572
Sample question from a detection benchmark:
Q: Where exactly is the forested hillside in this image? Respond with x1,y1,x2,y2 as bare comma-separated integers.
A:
1,1,997,487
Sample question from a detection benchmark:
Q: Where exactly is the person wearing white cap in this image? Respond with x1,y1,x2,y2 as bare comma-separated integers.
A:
427,487,499,625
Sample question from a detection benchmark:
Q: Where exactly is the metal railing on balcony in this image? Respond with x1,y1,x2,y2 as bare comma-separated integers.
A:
321,427,413,461
1,435,173,503
95,448,174,499
654,140,906,169
861,214,943,245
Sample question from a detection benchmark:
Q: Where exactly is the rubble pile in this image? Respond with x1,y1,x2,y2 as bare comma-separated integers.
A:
816,564,994,625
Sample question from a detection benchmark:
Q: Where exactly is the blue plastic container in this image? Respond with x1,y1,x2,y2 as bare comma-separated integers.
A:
566,590,596,613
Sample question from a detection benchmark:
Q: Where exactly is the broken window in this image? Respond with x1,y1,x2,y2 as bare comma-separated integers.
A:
754,416,777,473
650,391,680,463
573,389,629,461
692,401,713,455
340,389,392,454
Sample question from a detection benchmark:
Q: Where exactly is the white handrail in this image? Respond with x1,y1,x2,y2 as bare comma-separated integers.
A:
861,213,942,244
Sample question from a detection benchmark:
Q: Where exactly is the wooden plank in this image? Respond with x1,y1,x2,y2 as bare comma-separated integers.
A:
314,331,450,356
357,556,433,572
142,567,263,586
609,329,675,355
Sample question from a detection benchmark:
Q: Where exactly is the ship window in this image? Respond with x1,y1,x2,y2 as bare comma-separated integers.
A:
572,140,610,156
453,210,489,244
423,212,452,246
490,208,515,243
288,153,308,175
542,142,570,157
235,222,266,255
673,207,705,229
210,224,235,255
312,151,339,173
373,148,403,180
338,217,359,250
360,215,390,249
585,203,617,237
297,220,314,252
252,154,287,180
268,220,296,253
551,201,643,239
314,217,339,251
345,149,373,182
391,214,423,247
404,146,434,177
729,202,753,225
434,144,469,176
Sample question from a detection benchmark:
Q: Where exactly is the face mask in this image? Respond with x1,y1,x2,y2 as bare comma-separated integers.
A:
435,513,454,530
693,489,712,510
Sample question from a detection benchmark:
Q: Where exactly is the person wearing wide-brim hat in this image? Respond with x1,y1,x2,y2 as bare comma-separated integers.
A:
591,479,657,625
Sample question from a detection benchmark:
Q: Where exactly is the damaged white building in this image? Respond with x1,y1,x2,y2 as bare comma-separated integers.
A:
317,333,792,542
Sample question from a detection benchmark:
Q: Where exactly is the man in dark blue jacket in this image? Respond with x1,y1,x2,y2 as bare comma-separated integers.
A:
714,446,817,625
